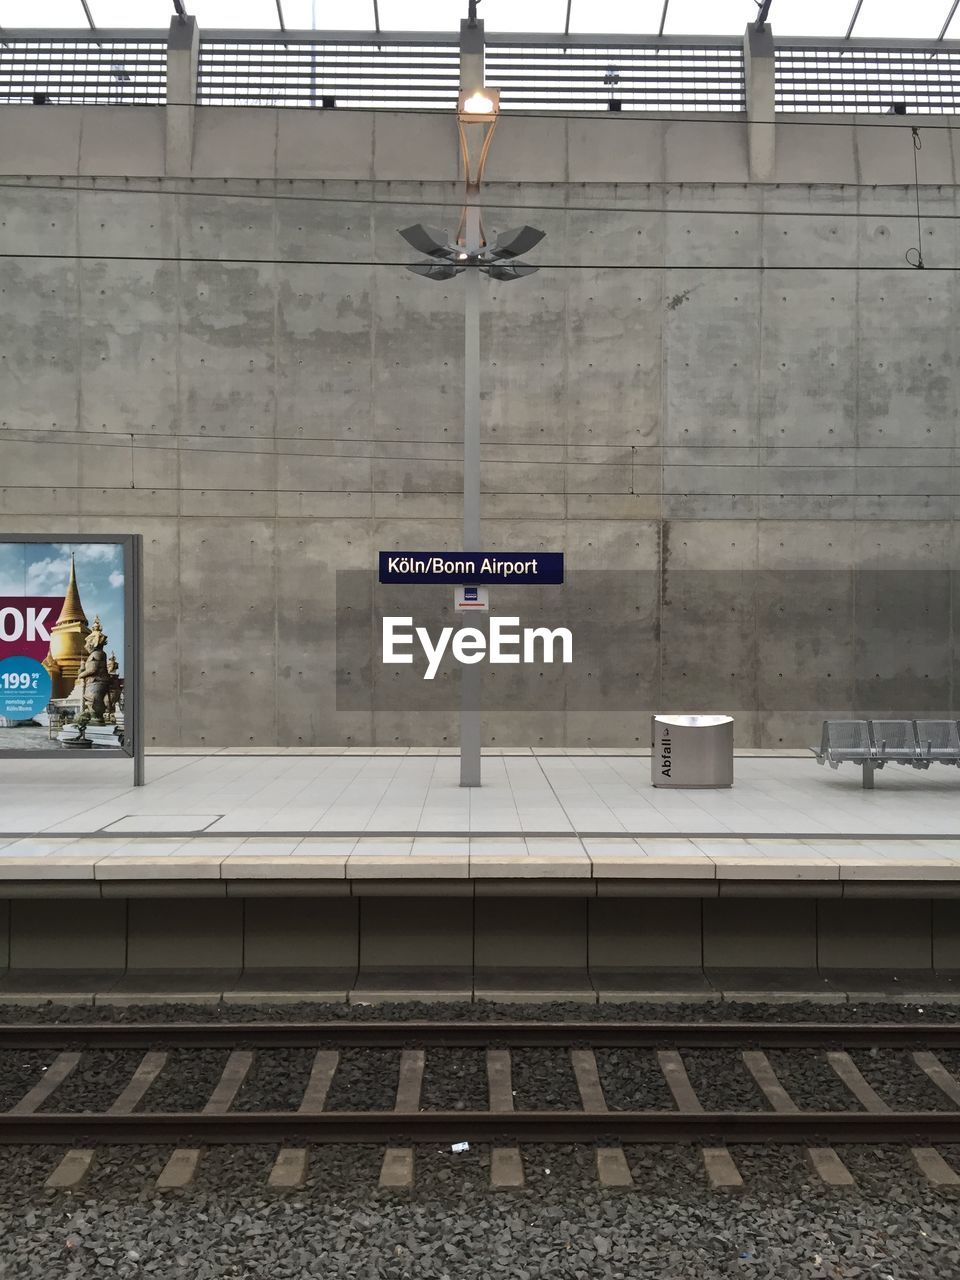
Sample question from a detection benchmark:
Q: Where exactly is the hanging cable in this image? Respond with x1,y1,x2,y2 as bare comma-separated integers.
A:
906,126,925,268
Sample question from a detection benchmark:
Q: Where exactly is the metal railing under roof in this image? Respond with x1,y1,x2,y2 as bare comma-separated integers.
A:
775,43,960,113
196,34,746,112
0,32,166,106
1,29,960,115
197,36,460,110
485,41,745,112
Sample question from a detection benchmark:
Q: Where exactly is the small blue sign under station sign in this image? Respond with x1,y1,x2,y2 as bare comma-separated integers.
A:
379,551,564,585
455,585,489,612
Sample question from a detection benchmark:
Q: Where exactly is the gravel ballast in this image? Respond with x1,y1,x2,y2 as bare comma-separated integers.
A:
767,1049,865,1112
419,1048,488,1111
1,1000,958,1276
324,1049,399,1111
849,1048,959,1112
1,1140,959,1279
510,1049,582,1111
0,996,959,1024
38,1050,145,1114
136,1049,230,1113
930,1049,960,1086
680,1049,770,1112
231,1048,318,1113
595,1049,676,1111
0,1051,53,1111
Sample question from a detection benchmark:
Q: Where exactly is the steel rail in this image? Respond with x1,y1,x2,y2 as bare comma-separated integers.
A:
2,1109,960,1145
1,1022,959,1050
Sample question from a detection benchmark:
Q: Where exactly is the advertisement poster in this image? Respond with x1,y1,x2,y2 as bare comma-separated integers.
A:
0,540,128,754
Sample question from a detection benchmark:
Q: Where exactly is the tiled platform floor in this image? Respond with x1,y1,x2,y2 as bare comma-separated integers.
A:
5,749,960,836
0,750,959,884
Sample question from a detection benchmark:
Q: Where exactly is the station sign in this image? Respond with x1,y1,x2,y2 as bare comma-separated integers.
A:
379,551,563,585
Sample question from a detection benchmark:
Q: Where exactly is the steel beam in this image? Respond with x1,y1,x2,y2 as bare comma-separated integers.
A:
938,0,960,41
845,0,864,40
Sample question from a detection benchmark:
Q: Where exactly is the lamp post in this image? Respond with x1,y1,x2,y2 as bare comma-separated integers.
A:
399,13,544,787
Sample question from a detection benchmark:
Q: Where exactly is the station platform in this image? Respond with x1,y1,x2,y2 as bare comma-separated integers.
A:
1,749,959,1003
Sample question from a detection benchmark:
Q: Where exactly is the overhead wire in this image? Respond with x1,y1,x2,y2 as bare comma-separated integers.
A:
5,424,958,451
1,178,958,221
0,430,957,477
0,250,957,269
0,484,953,498
0,432,634,467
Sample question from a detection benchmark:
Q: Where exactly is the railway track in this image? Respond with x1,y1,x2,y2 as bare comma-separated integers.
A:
2,1021,960,1191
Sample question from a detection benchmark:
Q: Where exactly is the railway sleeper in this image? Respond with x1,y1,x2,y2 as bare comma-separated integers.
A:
31,1141,960,1194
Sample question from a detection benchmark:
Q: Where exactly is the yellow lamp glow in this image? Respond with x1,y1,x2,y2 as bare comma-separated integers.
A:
458,88,500,120
463,91,496,115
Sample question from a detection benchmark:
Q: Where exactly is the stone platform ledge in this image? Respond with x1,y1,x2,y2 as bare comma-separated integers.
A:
0,834,958,894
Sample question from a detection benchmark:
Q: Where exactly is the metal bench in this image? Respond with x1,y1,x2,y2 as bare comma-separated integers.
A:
815,720,872,770
815,719,960,788
916,719,960,768
869,719,921,767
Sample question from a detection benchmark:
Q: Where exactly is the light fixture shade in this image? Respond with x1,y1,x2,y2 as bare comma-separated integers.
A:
492,225,546,259
407,263,464,281
398,224,454,258
485,263,540,281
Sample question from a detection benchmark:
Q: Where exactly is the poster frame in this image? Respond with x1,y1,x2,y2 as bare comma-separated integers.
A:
0,533,144,785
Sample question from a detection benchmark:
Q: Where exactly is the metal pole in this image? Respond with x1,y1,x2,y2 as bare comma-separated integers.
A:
131,534,145,787
460,199,482,787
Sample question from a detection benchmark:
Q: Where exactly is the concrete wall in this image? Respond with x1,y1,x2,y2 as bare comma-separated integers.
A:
1,106,959,747
4,892,959,986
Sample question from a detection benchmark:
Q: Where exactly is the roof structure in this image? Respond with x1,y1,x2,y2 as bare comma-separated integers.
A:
2,0,959,38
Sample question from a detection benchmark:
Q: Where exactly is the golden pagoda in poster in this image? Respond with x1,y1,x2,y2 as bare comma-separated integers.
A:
42,554,90,699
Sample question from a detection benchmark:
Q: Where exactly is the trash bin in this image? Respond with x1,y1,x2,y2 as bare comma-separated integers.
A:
651,714,734,788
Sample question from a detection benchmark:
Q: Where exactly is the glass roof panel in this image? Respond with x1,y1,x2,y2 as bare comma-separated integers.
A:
374,0,436,27
188,0,280,26
377,0,564,31
1,0,89,25
375,0,478,29
769,0,852,38
476,0,567,32
88,0,172,24
568,0,666,36
854,0,954,37
282,0,378,27
662,0,752,36
4,0,958,38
